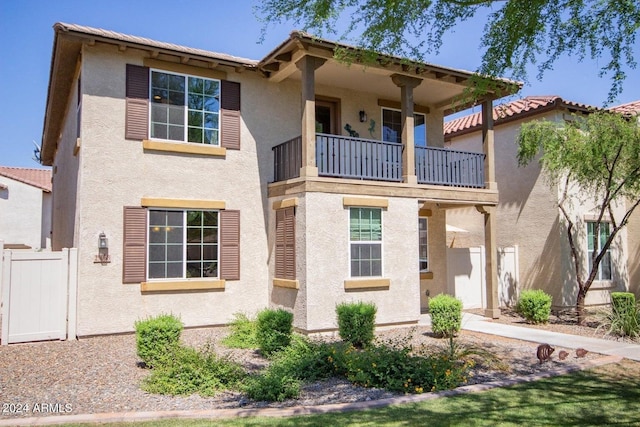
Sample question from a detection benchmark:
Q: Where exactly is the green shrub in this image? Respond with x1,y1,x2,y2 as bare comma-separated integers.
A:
268,335,337,382
242,371,300,402
429,294,463,337
222,313,259,349
516,290,552,324
134,314,183,368
142,344,245,396
256,308,293,356
599,292,640,338
336,301,377,348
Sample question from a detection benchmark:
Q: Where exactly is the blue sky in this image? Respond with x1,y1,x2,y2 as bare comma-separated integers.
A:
1,0,638,168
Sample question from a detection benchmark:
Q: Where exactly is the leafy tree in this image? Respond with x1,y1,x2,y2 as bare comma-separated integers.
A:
257,0,639,103
517,110,640,324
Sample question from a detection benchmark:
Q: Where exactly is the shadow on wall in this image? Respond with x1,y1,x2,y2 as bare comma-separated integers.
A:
521,216,563,305
0,187,7,200
497,247,517,307
630,250,640,299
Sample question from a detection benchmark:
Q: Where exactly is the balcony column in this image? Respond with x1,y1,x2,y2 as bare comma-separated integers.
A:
296,55,326,178
477,204,500,318
391,74,422,184
482,99,497,190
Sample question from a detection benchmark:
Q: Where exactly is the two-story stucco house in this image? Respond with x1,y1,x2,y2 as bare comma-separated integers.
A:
40,23,519,336
0,167,52,250
444,96,639,309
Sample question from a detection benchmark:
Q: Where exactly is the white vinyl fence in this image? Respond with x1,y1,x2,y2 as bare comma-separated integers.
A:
446,245,519,309
1,241,78,345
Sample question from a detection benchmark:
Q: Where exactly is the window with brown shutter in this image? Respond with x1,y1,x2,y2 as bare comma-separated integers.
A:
220,80,241,150
275,207,296,280
123,206,147,283
220,210,240,280
125,64,150,140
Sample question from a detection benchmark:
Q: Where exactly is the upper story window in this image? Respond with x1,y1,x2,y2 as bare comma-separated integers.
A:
586,221,612,281
150,70,220,145
381,108,426,147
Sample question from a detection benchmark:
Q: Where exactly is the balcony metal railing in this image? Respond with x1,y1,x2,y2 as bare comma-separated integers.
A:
272,134,486,188
415,146,485,188
316,133,402,182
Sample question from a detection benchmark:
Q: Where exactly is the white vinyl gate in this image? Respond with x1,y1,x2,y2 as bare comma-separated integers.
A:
446,245,519,309
0,241,78,344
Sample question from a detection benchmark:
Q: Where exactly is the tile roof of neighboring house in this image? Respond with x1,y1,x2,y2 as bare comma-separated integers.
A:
54,23,259,67
609,100,640,116
444,96,597,139
0,167,52,192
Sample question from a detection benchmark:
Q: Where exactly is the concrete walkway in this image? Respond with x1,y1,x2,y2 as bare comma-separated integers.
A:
422,312,640,362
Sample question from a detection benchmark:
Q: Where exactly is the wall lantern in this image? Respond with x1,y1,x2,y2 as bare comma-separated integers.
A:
94,231,111,263
359,110,367,123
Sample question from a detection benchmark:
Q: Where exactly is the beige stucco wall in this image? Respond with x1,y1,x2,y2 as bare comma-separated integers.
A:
51,70,81,251
67,43,301,335
303,193,421,331
627,200,640,299
419,205,448,311
0,176,49,249
446,111,630,309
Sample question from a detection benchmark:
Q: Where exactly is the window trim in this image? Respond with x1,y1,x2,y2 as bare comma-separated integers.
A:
348,207,384,278
149,68,221,146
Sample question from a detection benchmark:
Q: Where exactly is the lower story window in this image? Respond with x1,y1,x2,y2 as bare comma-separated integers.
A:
148,209,218,279
350,207,382,277
419,217,429,272
587,221,611,280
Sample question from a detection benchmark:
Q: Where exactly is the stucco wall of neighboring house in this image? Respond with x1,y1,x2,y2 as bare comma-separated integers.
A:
51,71,81,251
0,176,47,249
68,43,296,335
628,201,640,298
446,113,565,307
446,111,630,309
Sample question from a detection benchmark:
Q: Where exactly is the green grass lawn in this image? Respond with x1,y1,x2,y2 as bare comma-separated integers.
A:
65,360,640,427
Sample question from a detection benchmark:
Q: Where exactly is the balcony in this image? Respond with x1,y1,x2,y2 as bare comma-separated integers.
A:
273,134,486,188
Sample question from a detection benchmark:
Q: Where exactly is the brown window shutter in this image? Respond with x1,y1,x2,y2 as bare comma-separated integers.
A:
220,80,240,150
220,209,240,280
275,207,296,280
123,206,147,284
275,209,285,278
125,64,149,140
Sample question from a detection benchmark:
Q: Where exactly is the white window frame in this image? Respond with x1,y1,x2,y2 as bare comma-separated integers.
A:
586,220,612,281
147,209,220,281
149,69,221,146
419,217,429,272
381,107,427,146
349,207,384,278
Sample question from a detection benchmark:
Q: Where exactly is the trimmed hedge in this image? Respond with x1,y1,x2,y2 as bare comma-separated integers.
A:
336,301,377,348
256,308,293,356
134,313,183,368
517,290,551,324
429,294,463,338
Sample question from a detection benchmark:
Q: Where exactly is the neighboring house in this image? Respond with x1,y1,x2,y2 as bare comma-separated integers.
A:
40,23,518,336
0,166,52,250
609,100,640,300
444,96,639,309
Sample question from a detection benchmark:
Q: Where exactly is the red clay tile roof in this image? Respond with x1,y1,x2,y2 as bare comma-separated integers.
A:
609,100,640,116
444,96,597,138
0,167,52,192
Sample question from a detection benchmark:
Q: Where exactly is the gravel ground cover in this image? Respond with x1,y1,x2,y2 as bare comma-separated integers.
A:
0,318,607,421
